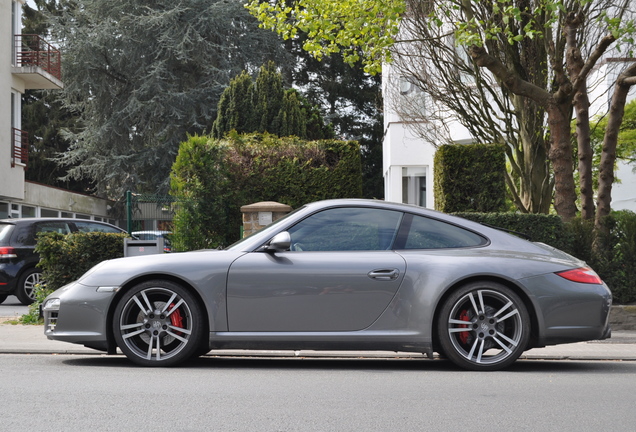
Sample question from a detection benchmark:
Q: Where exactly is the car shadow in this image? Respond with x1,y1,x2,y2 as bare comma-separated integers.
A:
60,354,636,374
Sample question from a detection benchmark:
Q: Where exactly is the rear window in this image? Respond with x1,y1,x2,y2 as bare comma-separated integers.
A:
0,224,14,244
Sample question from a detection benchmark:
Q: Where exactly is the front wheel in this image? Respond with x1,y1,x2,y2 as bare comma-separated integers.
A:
437,282,530,371
113,280,204,366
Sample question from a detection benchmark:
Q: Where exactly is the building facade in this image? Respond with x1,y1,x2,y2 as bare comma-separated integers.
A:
1,0,114,222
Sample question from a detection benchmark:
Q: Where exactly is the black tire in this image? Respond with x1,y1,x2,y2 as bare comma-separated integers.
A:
113,280,204,367
15,268,43,305
0,294,8,304
436,281,530,371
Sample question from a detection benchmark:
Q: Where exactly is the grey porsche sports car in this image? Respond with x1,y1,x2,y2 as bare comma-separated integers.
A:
42,199,612,370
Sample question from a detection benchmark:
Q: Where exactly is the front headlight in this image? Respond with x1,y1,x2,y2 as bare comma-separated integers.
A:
42,298,61,311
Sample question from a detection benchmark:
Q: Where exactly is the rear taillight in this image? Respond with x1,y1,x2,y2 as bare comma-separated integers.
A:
0,247,17,259
556,267,603,284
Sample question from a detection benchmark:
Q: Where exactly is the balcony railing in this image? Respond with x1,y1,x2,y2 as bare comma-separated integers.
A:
14,34,61,81
11,128,29,168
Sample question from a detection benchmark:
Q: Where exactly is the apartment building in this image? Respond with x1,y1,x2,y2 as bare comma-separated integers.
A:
1,0,113,221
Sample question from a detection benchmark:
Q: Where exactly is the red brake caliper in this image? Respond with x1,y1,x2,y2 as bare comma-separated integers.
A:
169,303,184,335
458,310,470,344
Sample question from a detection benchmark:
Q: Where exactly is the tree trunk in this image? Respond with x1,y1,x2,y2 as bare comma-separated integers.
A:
595,63,636,231
546,102,578,221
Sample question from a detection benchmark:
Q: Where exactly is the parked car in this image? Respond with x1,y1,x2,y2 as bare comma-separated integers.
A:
0,218,126,305
42,199,612,371
132,231,172,252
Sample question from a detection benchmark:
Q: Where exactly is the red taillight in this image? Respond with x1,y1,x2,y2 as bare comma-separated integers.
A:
0,247,17,259
556,267,603,284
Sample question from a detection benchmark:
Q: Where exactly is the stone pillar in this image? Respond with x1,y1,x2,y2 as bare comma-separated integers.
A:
240,201,292,237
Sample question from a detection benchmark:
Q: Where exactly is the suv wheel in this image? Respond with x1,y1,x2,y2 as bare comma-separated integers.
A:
16,268,43,305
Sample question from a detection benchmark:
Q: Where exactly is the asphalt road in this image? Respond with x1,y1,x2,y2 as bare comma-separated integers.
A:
3,354,636,431
0,295,29,319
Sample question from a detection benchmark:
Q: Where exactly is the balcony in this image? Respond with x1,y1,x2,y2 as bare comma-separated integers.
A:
12,34,63,90
11,128,29,169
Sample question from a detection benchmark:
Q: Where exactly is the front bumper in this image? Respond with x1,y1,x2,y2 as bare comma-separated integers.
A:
42,281,118,351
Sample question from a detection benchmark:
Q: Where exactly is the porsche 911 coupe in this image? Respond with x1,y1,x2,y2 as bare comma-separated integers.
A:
42,199,612,370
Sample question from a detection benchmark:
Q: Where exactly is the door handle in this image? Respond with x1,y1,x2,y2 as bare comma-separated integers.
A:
368,269,400,281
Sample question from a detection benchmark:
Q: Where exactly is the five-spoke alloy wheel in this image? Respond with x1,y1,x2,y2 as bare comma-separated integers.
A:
113,280,205,366
437,282,530,371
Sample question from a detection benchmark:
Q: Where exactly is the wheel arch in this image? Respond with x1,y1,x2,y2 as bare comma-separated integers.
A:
431,275,540,352
105,273,211,354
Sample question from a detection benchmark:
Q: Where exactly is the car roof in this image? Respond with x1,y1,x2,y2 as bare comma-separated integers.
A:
0,218,122,229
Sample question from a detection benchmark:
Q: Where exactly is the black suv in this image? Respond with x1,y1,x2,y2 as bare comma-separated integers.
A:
0,218,126,305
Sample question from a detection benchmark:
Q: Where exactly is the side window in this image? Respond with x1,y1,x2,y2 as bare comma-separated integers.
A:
401,215,487,249
75,222,121,233
287,207,402,251
23,222,73,245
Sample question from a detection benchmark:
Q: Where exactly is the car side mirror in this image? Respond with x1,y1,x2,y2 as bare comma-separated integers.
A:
265,232,291,252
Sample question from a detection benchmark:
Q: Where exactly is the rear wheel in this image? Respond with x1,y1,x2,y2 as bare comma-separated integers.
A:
437,282,530,371
16,268,43,305
113,280,204,366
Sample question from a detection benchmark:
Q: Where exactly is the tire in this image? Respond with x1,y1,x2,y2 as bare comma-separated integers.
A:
113,280,204,367
436,281,530,371
15,268,43,305
0,294,8,304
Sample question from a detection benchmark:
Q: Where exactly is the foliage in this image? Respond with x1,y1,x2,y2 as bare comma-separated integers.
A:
212,62,333,140
434,144,506,213
21,0,89,193
246,0,405,74
48,0,291,197
566,212,636,304
23,232,128,322
455,212,571,253
458,210,636,304
170,133,363,250
35,232,128,291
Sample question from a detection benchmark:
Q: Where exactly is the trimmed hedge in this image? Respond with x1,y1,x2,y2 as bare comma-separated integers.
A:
434,143,506,213
170,132,363,250
456,211,636,304
454,212,570,252
20,232,128,324
35,232,128,291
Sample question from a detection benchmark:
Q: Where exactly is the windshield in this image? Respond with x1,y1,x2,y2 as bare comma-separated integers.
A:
226,206,305,251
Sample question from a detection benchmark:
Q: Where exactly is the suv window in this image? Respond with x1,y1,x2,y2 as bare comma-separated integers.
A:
75,221,121,233
16,222,73,246
400,214,487,249
287,207,403,251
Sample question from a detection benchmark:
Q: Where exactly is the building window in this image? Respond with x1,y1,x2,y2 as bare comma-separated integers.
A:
41,209,60,218
0,203,9,219
21,206,36,218
402,167,427,207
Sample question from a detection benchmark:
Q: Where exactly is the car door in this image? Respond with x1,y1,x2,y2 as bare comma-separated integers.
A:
227,207,407,332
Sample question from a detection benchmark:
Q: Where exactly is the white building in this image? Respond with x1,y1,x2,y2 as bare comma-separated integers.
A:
382,25,636,212
1,0,113,221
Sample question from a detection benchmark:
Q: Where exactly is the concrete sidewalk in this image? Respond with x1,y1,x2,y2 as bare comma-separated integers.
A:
1,322,636,361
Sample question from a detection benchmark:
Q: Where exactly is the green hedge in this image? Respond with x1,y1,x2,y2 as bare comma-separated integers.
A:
35,232,128,291
170,132,363,250
434,143,506,213
456,211,636,304
20,232,128,323
454,212,570,252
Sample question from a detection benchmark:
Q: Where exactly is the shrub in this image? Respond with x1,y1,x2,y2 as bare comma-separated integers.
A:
170,132,363,250
21,232,128,323
434,143,506,213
